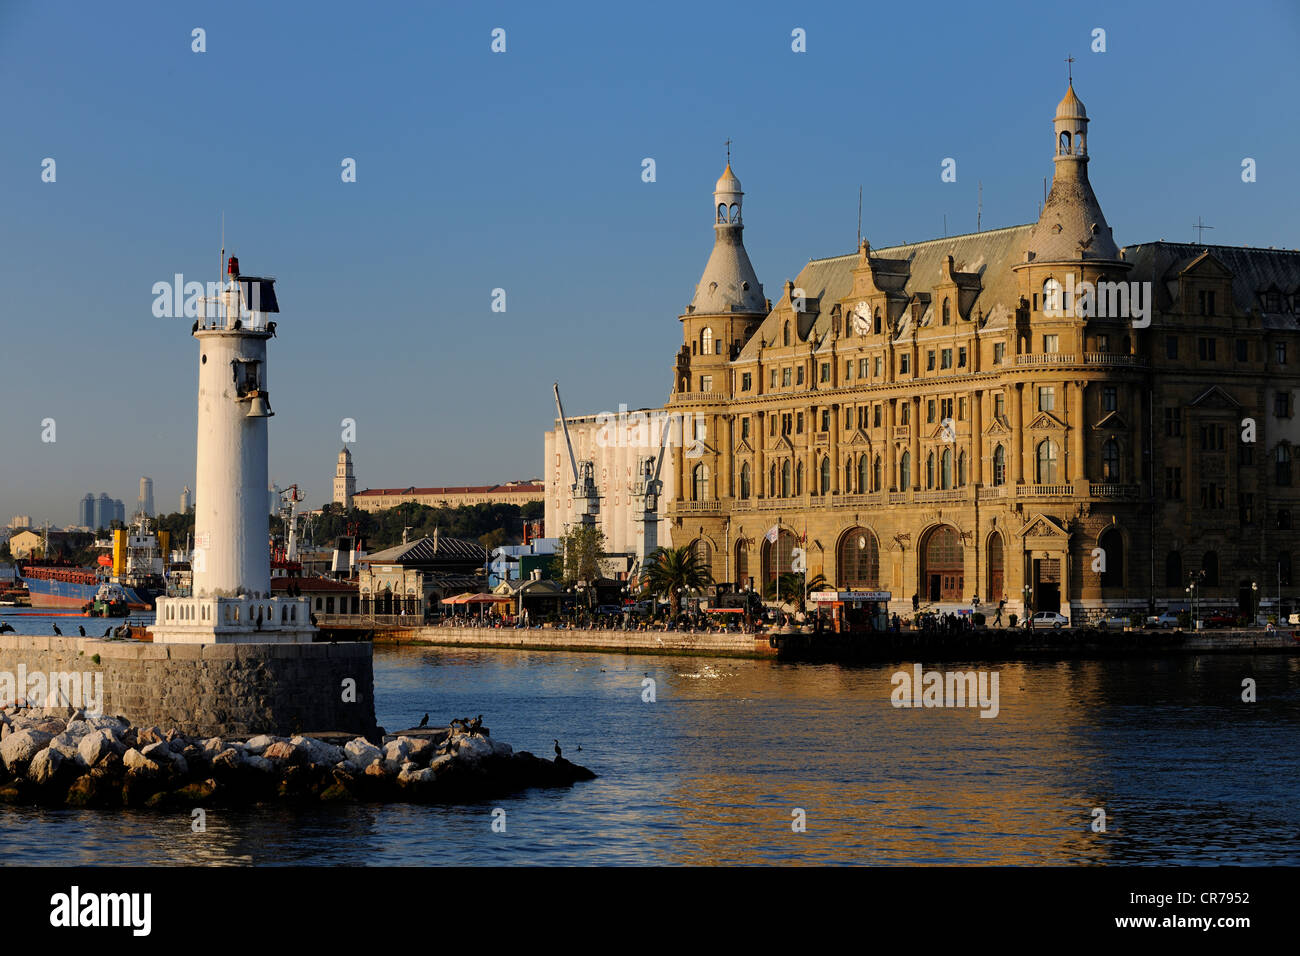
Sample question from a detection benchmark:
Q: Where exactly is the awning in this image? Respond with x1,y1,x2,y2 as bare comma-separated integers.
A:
703,607,745,614
463,593,512,604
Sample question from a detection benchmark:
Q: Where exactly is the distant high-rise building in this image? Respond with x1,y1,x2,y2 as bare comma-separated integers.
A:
138,476,154,518
94,493,112,530
180,485,192,513
112,500,125,525
79,493,95,528
334,448,356,509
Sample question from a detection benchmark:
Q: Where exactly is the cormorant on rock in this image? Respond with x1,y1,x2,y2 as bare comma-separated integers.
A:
78,625,86,636
467,714,482,733
576,743,582,752
553,739,562,759
266,320,277,337
191,319,200,334
102,626,111,637
52,624,62,636
449,717,466,732
418,713,429,728
232,317,242,330
0,622,14,634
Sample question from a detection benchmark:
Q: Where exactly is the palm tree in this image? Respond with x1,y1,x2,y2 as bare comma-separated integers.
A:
640,545,714,619
766,571,829,613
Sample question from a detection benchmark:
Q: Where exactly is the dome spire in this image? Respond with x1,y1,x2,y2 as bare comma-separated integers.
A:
688,157,765,314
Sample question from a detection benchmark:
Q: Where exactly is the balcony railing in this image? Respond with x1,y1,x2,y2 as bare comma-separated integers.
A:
1089,483,1140,498
672,499,723,513
914,488,970,504
977,485,1007,500
892,426,910,439
888,491,909,504
1015,353,1077,366
832,492,885,507
1016,484,1073,497
1084,353,1142,367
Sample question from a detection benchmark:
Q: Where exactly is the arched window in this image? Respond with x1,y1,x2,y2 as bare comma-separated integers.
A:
1102,440,1121,481
1202,551,1219,587
1165,551,1182,588
926,452,935,488
781,460,791,498
941,448,953,489
858,455,870,494
735,540,749,586
1098,528,1124,588
838,528,880,589
1059,130,1072,155
692,538,712,575
921,525,964,601
820,456,831,494
942,297,951,325
762,529,798,592
1043,278,1062,314
769,463,777,497
873,455,882,491
993,445,1006,486
795,462,804,497
729,203,739,223
958,450,967,486
701,327,713,355
1036,439,1059,483
783,322,790,347
692,463,709,501
717,203,727,223
900,451,911,490
739,462,751,499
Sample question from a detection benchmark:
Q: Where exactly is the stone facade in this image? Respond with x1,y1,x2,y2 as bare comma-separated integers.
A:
0,635,376,738
660,84,1300,624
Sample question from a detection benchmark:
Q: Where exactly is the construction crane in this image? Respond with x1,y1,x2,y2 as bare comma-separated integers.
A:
273,484,305,563
632,412,672,580
553,382,600,528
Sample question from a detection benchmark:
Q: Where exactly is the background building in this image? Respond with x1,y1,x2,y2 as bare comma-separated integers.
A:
79,494,95,528
180,485,192,513
137,476,154,518
594,82,1300,624
353,480,544,512
334,448,356,509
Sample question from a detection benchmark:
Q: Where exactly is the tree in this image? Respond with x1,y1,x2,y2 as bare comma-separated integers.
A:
640,545,714,619
766,571,828,612
555,525,605,586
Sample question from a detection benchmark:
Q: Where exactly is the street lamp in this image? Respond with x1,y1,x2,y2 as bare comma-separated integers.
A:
1022,583,1033,630
1252,580,1259,626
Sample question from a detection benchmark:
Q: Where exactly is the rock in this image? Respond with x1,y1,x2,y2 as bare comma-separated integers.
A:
137,726,167,747
28,747,62,785
77,729,125,768
171,778,218,804
64,720,93,739
454,735,494,763
428,754,454,774
397,766,434,786
262,741,297,763
291,735,345,767
32,718,65,735
123,748,163,775
211,748,243,772
382,738,410,772
48,731,82,761
245,755,274,773
244,734,275,755
201,737,225,753
0,724,9,742
344,738,382,768
363,760,388,778
87,715,129,734
141,741,187,776
405,737,435,764
0,729,54,770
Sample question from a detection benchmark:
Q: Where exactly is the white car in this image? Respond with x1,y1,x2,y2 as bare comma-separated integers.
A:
1030,611,1069,629
1095,615,1128,630
1146,611,1181,628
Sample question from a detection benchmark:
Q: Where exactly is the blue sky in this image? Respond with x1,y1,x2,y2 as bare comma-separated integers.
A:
2,0,1297,527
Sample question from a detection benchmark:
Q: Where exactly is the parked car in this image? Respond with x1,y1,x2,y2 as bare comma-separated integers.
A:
1203,612,1237,628
1030,611,1069,629
1095,615,1128,630
1146,611,1182,628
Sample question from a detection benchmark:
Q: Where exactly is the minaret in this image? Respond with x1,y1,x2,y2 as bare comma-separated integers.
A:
151,255,313,644
334,448,356,509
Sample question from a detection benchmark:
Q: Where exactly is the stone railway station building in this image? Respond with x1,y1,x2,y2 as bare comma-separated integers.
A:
658,83,1300,623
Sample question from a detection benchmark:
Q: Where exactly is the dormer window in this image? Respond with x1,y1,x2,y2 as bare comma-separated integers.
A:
942,298,951,325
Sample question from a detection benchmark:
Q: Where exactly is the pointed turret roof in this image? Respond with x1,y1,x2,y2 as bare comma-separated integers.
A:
687,163,766,314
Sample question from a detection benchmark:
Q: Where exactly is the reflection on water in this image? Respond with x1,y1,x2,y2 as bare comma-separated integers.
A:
2,642,1297,865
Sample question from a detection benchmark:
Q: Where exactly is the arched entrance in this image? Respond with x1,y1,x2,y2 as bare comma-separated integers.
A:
838,527,880,589
735,539,750,589
920,525,964,602
986,532,1005,602
761,529,799,594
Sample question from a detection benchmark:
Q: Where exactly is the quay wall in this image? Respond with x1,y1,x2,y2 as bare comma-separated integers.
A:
371,625,1300,660
0,636,376,738
384,626,769,659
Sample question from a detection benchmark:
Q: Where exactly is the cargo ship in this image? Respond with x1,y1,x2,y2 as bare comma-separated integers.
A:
18,519,169,612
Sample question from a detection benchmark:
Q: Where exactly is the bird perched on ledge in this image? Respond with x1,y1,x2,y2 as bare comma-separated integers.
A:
0,622,14,634
554,739,562,759
78,625,85,636
418,713,429,728
52,624,62,636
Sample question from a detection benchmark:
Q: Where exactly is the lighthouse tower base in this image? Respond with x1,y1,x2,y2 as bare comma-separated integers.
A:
150,595,316,644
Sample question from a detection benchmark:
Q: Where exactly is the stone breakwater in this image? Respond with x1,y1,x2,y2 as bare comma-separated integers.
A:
0,635,376,738
0,708,595,808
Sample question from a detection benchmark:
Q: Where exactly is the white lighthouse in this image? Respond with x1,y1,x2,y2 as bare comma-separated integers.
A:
152,255,314,644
